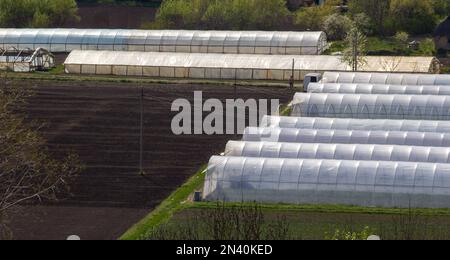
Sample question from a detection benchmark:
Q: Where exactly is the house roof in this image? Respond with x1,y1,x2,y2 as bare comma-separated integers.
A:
435,16,450,37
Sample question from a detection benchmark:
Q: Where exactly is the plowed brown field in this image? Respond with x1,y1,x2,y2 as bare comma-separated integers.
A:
8,80,292,240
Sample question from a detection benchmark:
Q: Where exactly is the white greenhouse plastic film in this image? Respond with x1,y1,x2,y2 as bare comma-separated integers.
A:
203,156,450,208
63,50,438,79
307,83,450,95
322,72,450,85
261,116,450,133
225,141,450,164
243,127,450,147
291,93,450,120
0,29,327,55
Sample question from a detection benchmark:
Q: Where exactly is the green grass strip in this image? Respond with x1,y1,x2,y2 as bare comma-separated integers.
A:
119,165,207,240
0,71,292,88
188,202,450,217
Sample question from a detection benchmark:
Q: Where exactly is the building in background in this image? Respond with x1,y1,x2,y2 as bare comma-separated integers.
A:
435,16,450,52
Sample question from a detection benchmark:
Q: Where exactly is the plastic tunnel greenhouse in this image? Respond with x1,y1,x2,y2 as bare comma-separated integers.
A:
63,50,439,80
225,141,450,164
261,116,450,133
291,93,450,120
307,83,450,95
203,156,450,208
0,29,328,55
322,72,449,85
242,127,450,147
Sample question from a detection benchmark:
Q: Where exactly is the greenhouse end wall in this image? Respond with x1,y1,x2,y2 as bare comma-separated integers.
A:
203,156,450,208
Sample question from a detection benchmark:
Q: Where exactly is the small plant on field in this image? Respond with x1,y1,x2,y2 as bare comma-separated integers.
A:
144,202,292,240
394,32,410,46
325,226,374,241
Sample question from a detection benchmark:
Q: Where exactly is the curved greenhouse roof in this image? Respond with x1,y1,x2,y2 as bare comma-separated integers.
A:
292,93,450,120
322,72,450,85
261,116,450,133
64,50,439,80
242,127,450,147
306,83,450,95
203,156,450,208
225,141,450,164
0,29,328,55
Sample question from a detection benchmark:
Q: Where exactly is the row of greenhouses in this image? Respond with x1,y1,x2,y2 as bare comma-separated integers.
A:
203,72,450,208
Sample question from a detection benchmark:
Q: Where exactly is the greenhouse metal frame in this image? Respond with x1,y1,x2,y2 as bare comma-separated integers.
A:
0,47,55,72
225,141,450,164
261,116,450,133
64,50,439,80
306,83,450,95
0,29,328,55
203,156,450,208
292,93,450,120
322,72,450,85
242,127,450,147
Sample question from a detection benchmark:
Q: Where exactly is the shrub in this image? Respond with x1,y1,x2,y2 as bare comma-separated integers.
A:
418,38,436,56
323,14,353,41
394,32,410,45
294,4,336,31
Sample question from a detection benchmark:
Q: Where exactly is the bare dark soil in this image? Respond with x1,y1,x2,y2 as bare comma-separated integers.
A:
7,80,292,240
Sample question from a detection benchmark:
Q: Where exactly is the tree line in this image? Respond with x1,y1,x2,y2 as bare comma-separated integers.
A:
1,0,448,37
0,0,79,28
149,0,450,38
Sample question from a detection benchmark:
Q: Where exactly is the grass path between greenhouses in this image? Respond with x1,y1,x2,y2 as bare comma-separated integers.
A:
120,166,207,240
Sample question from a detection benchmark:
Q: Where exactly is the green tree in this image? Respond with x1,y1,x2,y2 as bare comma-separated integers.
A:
389,0,437,35
323,13,353,41
348,0,390,35
249,0,290,30
0,0,79,28
152,0,291,30
47,0,80,26
431,0,450,18
201,0,230,29
294,3,336,31
0,0,33,27
341,27,368,71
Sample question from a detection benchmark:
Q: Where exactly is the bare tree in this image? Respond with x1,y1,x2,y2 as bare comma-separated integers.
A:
380,56,403,72
341,27,368,72
0,80,82,239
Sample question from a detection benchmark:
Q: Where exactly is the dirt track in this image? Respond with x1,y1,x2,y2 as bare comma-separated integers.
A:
8,80,292,240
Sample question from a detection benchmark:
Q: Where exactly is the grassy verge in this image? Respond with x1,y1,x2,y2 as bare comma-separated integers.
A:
166,203,450,240
188,201,450,217
119,165,207,240
326,36,436,57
